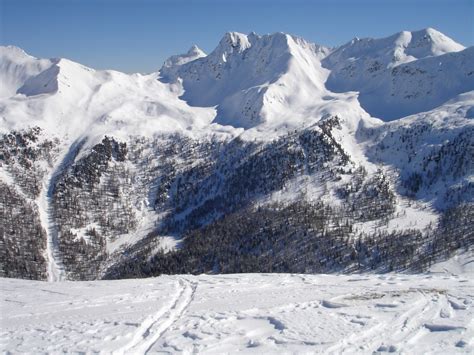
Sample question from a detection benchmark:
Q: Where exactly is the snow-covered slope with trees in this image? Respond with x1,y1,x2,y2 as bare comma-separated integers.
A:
0,28,473,281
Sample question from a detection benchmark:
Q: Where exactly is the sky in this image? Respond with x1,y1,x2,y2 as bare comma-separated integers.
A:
1,0,473,73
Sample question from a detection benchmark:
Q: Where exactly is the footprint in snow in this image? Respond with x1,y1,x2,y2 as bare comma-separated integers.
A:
321,300,348,308
350,319,366,326
376,344,397,353
375,303,399,308
439,308,453,318
424,323,466,332
449,299,468,310
455,340,468,348
347,278,370,282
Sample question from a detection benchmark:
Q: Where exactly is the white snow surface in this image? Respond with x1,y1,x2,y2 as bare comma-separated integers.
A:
1,259,473,354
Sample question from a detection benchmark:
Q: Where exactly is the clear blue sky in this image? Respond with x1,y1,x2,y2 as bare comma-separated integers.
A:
1,0,473,73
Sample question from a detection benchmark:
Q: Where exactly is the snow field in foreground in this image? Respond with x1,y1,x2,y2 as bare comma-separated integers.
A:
1,267,473,354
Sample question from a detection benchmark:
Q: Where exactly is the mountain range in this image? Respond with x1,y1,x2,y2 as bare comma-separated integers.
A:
0,28,473,281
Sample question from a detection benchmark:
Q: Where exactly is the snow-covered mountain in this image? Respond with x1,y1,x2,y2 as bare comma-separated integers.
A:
323,29,473,119
325,28,465,70
161,32,333,129
0,28,473,281
0,47,218,142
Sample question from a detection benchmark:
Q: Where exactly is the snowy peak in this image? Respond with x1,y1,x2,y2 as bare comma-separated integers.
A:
187,44,206,57
163,31,331,128
215,31,252,55
390,28,465,66
17,58,97,97
406,28,465,58
0,45,54,98
325,28,465,71
0,48,218,139
0,46,100,99
1,45,35,61
322,28,472,120
1,28,472,134
207,31,321,67
160,45,206,81
170,31,313,83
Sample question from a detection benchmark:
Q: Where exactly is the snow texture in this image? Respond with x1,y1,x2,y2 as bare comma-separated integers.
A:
1,255,473,354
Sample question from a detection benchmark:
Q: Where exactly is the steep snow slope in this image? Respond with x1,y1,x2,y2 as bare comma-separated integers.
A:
1,262,473,354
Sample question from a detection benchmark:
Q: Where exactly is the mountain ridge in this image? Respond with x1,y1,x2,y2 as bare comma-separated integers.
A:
1,27,471,135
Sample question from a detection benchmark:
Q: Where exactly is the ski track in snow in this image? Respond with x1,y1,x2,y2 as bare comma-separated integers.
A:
37,138,87,282
116,277,196,354
1,271,473,354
